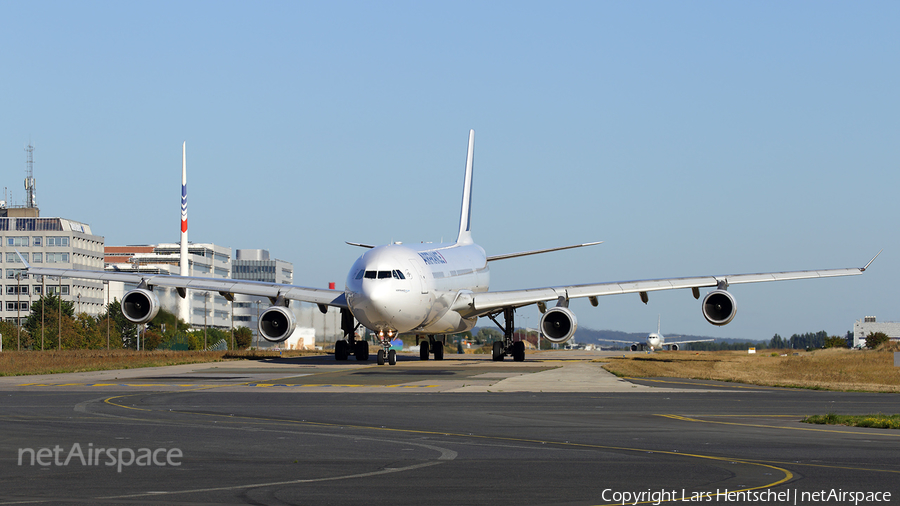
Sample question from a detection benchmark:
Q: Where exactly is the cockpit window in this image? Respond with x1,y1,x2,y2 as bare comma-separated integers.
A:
363,269,406,280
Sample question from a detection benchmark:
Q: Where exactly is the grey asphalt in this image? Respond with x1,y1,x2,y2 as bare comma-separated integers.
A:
1,352,898,505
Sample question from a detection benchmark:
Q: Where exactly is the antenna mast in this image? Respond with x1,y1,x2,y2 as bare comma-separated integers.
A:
24,142,36,208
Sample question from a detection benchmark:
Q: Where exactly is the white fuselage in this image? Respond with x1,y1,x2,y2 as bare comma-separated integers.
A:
647,333,664,350
345,242,489,336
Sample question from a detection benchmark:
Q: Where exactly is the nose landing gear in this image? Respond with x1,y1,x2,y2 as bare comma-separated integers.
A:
375,330,398,366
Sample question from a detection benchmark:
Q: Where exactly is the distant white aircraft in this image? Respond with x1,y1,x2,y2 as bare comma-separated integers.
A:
19,130,880,365
603,316,713,351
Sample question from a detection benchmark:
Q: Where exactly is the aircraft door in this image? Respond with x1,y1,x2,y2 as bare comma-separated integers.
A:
408,260,429,295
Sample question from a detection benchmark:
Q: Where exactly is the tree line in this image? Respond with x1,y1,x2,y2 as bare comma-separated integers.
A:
0,295,253,351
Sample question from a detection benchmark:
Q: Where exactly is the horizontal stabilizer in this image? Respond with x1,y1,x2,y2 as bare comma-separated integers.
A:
487,241,602,262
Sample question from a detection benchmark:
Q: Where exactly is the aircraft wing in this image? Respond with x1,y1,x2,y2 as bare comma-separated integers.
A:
22,263,347,308
665,338,715,345
460,253,879,317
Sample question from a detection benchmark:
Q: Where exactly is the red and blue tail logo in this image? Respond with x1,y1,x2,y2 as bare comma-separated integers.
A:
181,183,188,233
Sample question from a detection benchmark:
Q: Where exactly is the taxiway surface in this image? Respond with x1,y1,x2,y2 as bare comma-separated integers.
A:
1,351,898,505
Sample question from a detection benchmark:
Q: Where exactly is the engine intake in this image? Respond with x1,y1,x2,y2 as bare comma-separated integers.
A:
121,288,160,324
258,305,297,343
540,306,578,344
702,289,737,326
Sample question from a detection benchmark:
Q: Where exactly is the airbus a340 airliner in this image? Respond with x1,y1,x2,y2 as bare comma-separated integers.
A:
21,130,879,365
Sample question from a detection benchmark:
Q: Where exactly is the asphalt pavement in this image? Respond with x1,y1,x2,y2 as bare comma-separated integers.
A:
1,351,898,505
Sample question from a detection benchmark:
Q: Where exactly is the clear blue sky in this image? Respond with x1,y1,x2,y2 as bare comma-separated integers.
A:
1,1,897,340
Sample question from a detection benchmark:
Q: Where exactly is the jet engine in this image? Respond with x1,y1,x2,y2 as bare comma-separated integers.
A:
670,344,679,351
630,344,639,352
121,288,160,324
702,290,737,326
540,306,578,344
258,305,297,343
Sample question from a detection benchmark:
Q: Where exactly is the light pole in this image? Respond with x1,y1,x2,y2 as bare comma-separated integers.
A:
16,273,21,351
203,292,209,350
41,275,45,351
105,280,109,350
58,276,61,351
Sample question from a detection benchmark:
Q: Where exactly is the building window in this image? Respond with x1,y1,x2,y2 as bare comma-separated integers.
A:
33,285,42,295
7,285,28,295
5,302,26,311
235,315,252,322
46,285,69,296
6,269,26,280
6,252,25,263
32,252,42,263
46,252,69,263
47,236,69,247
32,236,42,246
7,237,28,247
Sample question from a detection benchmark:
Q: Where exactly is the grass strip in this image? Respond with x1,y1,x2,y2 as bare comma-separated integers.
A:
0,349,325,376
802,413,900,429
600,347,900,393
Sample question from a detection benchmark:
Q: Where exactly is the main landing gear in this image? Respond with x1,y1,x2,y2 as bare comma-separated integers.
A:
416,335,444,361
334,308,370,362
488,307,526,362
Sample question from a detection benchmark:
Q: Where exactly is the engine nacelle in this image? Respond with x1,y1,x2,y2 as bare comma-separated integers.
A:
630,344,639,352
539,306,578,344
121,288,160,324
702,289,737,326
670,344,679,351
258,305,297,343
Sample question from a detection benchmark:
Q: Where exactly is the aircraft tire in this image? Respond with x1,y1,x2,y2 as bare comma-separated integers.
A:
419,340,429,360
388,349,397,366
335,340,348,361
492,341,504,361
377,349,385,365
433,341,443,360
354,341,369,361
512,341,525,362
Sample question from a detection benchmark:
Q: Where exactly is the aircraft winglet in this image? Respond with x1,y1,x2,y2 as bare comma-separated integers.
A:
862,249,883,272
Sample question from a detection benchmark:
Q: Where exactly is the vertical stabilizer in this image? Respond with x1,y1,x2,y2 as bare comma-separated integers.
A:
178,142,190,323
456,129,475,245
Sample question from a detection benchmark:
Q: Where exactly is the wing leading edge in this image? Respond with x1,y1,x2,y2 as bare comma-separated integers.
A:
458,252,879,318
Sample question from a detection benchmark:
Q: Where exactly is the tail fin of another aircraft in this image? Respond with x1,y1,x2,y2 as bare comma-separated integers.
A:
456,129,475,245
